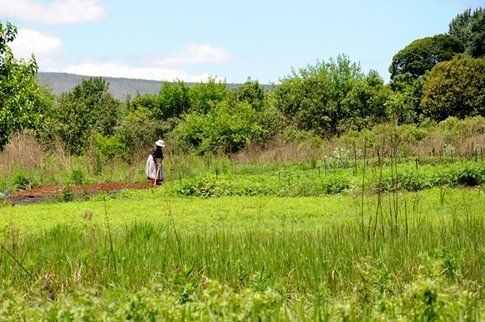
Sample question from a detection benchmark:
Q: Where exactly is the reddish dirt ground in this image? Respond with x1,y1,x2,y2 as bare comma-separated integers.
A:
5,182,153,205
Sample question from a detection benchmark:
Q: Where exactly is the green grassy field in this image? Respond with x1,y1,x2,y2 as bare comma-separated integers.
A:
0,181,483,320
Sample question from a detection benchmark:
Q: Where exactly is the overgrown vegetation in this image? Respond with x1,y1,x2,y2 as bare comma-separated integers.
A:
1,9,484,157
0,189,483,320
0,7,484,321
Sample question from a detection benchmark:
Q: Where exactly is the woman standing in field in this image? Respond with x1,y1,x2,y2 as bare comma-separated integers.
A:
146,140,165,186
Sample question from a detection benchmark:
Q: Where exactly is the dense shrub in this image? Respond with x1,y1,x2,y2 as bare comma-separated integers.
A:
93,133,126,159
69,168,86,185
233,80,266,111
421,56,485,121
450,165,484,186
189,78,227,114
387,73,426,124
116,107,161,154
274,55,365,136
341,70,391,130
48,78,122,155
172,100,265,153
12,173,31,190
129,93,159,112
157,81,191,119
12,172,38,191
175,173,351,198
377,163,484,192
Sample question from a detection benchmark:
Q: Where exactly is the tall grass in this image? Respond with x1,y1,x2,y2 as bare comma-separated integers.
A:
0,203,483,319
1,190,483,291
0,179,483,320
1,116,483,192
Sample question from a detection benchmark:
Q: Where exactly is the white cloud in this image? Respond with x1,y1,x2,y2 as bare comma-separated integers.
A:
156,44,231,65
11,28,63,65
56,43,231,81
61,62,225,82
0,0,106,24
10,32,231,82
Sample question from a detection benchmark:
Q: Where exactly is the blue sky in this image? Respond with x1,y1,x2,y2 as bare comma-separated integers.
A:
1,0,483,83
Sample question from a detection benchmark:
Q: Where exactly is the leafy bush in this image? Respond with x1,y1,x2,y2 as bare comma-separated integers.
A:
175,173,351,198
93,133,126,159
421,56,485,121
323,176,351,194
450,165,484,186
233,80,266,111
377,163,484,192
116,107,162,154
172,100,265,153
274,55,365,136
48,77,121,155
59,185,75,202
157,81,191,119
12,173,36,191
281,125,322,146
189,78,227,114
69,168,86,185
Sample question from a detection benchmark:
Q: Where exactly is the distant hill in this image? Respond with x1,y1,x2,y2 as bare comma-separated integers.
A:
37,72,269,100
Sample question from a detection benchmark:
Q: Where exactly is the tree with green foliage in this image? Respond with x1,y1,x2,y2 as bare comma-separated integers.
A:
189,78,227,114
275,55,365,136
449,7,484,57
387,73,427,124
468,10,485,57
172,100,264,153
116,106,161,155
49,77,121,154
421,56,485,121
157,80,191,119
0,22,49,150
389,34,464,79
130,93,159,112
341,70,391,130
233,79,266,111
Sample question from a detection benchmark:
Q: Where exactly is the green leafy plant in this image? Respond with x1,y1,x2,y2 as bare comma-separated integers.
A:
69,169,86,185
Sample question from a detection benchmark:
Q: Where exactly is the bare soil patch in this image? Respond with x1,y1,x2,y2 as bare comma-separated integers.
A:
6,182,153,205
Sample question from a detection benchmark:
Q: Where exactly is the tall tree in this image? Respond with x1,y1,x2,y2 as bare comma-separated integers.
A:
50,77,121,154
468,11,485,57
389,34,464,79
341,70,391,130
275,55,365,136
421,56,485,121
157,80,191,119
234,79,266,111
189,78,227,114
0,22,48,150
449,7,484,57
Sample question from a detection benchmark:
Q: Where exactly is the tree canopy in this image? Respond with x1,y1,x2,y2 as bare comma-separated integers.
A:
275,55,366,136
48,77,121,154
449,7,484,57
389,34,464,79
0,22,47,150
421,56,485,121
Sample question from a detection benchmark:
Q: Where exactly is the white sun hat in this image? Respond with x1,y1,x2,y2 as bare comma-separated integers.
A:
155,139,165,147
